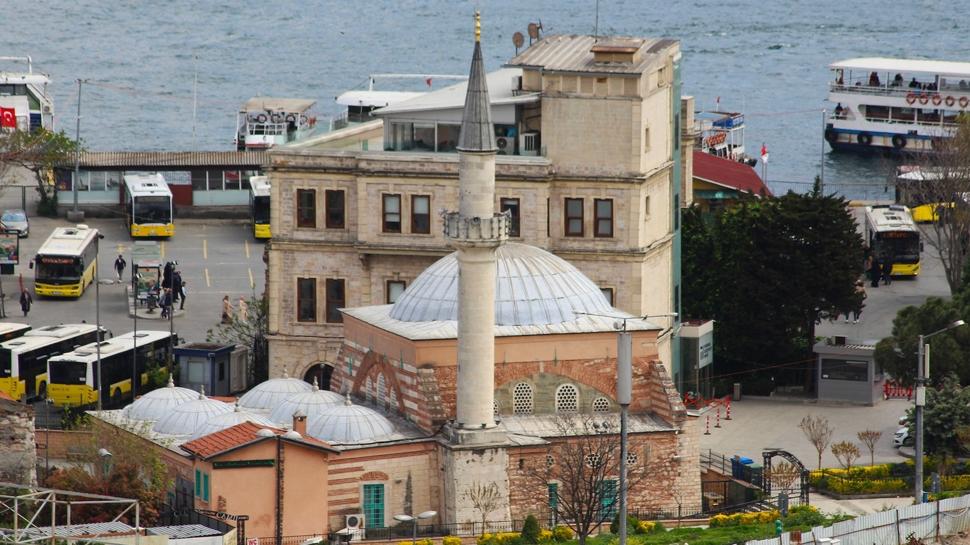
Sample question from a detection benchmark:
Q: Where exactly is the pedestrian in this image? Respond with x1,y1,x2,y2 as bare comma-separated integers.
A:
222,295,233,324
114,254,127,282
869,255,881,288
852,280,866,324
881,257,893,286
160,288,172,319
178,280,187,310
19,289,32,317
238,297,249,321
171,270,183,304
162,261,174,290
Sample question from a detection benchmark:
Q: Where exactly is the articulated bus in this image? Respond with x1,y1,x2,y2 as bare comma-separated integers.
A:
0,324,105,401
124,174,174,237
864,205,922,276
48,330,175,408
33,225,100,297
249,176,271,239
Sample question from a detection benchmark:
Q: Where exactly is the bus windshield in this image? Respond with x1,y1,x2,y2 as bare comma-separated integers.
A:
134,196,171,224
877,231,920,263
49,360,87,385
0,349,10,376
253,196,270,223
35,256,82,281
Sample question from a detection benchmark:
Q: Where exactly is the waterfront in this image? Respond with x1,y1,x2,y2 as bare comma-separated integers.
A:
2,0,966,198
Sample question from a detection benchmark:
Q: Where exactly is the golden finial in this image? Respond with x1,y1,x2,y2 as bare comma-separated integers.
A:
475,10,481,43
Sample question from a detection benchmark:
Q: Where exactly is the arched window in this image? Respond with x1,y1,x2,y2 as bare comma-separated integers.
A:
513,382,534,415
555,384,579,414
592,396,611,413
365,377,374,402
377,373,387,402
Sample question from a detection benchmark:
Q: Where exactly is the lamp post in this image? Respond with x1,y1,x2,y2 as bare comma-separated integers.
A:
94,230,104,412
97,448,112,478
393,510,437,545
915,319,966,503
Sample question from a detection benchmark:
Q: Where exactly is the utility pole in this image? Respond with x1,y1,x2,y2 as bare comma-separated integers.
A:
820,109,826,194
69,79,85,222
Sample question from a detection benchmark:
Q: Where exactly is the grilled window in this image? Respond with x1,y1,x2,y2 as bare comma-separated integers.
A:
296,189,316,228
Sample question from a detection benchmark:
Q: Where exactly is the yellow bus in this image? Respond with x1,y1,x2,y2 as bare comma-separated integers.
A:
48,330,175,408
249,176,271,239
124,174,174,237
0,324,104,401
33,224,100,297
864,205,921,276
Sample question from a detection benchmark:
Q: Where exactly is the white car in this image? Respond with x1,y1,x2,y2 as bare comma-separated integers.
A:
894,426,913,447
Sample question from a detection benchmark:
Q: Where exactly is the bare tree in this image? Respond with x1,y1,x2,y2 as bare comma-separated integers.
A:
770,461,801,495
464,481,502,535
799,415,834,470
857,429,883,466
831,441,861,470
527,416,646,545
0,128,80,216
894,118,970,293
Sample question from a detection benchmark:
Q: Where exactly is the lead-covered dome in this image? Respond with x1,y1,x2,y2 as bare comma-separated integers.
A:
238,370,314,413
152,387,233,437
306,396,395,445
269,379,345,425
125,376,198,422
192,403,278,439
389,243,613,326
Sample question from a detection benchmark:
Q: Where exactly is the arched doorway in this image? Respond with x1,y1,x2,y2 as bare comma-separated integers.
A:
304,363,335,391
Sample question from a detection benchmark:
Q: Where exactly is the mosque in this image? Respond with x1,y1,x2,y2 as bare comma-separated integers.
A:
90,17,700,541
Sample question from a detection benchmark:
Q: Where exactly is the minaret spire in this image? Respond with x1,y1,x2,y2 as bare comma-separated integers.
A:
458,11,496,153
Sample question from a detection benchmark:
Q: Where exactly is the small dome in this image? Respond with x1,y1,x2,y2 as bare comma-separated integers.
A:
238,369,313,413
389,243,613,326
152,387,233,437
191,403,278,439
306,396,395,445
268,379,344,425
282,430,303,439
256,428,276,437
126,376,198,422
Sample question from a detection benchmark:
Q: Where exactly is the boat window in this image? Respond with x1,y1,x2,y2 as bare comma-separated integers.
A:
890,108,915,122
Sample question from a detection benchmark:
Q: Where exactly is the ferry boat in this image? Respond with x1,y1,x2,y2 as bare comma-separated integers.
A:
825,58,970,153
694,110,757,166
234,97,317,150
0,56,54,131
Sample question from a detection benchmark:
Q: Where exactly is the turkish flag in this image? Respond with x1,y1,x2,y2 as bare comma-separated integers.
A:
0,107,16,129
425,78,433,88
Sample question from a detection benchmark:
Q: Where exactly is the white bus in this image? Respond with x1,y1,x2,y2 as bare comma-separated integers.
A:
249,176,271,239
0,324,105,401
32,224,100,297
864,204,921,276
124,174,174,237
48,330,175,408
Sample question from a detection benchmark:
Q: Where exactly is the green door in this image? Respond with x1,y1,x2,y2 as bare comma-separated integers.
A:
363,484,385,528
599,479,617,521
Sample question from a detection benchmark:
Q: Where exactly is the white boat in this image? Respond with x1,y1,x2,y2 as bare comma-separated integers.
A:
826,58,970,153
694,110,756,166
234,97,317,150
0,56,54,131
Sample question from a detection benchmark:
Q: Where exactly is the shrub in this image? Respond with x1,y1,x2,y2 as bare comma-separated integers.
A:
443,537,462,545
610,514,640,534
782,505,826,528
708,514,732,528
537,530,553,542
552,526,573,542
634,521,664,534
522,515,541,544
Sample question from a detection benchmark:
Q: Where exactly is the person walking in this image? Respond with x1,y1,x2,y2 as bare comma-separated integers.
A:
238,297,249,321
222,295,233,324
881,257,893,286
852,280,866,324
178,280,187,310
869,255,881,288
19,289,32,317
160,288,172,319
171,270,183,305
114,254,127,282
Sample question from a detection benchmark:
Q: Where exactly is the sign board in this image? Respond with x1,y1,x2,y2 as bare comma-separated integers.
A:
0,232,19,265
213,459,275,469
698,330,714,369
132,241,161,299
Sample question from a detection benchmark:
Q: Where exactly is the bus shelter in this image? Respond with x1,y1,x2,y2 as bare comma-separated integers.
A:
131,241,162,310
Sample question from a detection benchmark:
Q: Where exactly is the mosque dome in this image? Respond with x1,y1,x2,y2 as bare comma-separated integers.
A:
152,387,233,437
237,370,314,413
269,379,344,425
389,242,613,326
191,403,278,439
125,376,198,422
306,396,395,445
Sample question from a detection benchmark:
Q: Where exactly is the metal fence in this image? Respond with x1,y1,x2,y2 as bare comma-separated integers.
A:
156,507,233,534
255,534,321,545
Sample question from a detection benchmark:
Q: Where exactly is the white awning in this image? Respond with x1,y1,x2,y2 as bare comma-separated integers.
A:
336,90,425,108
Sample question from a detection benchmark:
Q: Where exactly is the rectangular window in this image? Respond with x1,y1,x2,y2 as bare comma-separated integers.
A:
411,195,431,234
565,198,584,237
362,483,385,528
386,280,406,304
644,126,651,152
546,198,550,238
600,287,614,306
296,189,316,228
501,198,521,237
325,190,345,229
594,199,614,238
195,469,201,497
820,359,869,382
202,472,210,503
297,278,317,322
326,279,345,323
599,479,618,520
548,482,559,527
382,194,402,233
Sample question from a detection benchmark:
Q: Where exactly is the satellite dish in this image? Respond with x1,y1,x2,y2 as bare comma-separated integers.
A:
512,31,524,49
527,23,539,40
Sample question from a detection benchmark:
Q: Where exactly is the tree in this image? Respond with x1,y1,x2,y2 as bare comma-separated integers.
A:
857,429,883,466
0,128,79,216
770,461,801,495
207,293,269,384
895,118,970,293
799,415,834,469
464,481,502,535
909,375,970,476
874,297,968,386
830,441,861,470
521,514,541,544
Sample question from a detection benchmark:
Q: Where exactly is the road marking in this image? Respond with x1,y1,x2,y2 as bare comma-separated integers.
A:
248,268,254,290
116,243,124,254
244,239,250,259
205,268,211,287
161,241,165,259
203,239,208,260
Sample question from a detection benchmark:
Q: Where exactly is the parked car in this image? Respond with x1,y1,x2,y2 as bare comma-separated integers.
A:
894,426,913,447
0,209,29,238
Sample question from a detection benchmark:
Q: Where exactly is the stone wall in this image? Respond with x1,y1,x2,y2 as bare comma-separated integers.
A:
0,398,37,485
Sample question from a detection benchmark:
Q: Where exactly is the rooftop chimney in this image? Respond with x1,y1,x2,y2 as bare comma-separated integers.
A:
292,409,307,436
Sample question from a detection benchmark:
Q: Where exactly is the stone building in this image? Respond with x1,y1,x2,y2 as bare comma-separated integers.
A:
265,29,695,390
0,392,37,485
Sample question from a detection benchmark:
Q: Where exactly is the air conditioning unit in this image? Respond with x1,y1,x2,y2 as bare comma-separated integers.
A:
496,136,513,155
520,132,540,156
345,514,365,530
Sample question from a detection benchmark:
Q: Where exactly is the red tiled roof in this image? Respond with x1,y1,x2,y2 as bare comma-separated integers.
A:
693,151,771,197
181,421,335,459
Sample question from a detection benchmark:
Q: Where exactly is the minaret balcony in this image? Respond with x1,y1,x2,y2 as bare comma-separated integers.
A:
442,211,510,246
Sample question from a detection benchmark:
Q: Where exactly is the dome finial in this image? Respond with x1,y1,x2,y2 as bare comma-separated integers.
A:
312,377,319,391
474,10,481,43
199,384,206,399
167,374,175,388
344,391,353,406
234,400,241,412
283,367,290,379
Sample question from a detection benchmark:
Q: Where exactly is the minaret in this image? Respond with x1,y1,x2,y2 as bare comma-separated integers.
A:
445,11,508,435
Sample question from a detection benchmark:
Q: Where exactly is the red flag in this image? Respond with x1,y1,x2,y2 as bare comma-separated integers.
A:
425,77,433,88
760,143,769,164
0,107,16,129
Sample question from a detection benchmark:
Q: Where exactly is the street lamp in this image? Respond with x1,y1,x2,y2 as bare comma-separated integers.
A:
393,510,437,545
94,230,105,412
97,447,112,477
915,319,966,503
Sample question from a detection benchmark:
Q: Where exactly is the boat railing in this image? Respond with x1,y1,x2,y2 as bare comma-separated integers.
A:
831,82,970,101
